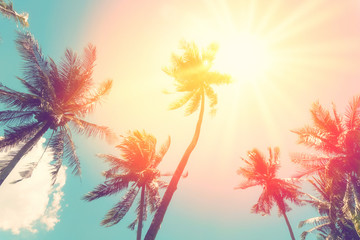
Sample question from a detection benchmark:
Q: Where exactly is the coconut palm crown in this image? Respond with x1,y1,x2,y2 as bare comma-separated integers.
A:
0,32,115,186
83,130,170,240
164,40,231,115
236,147,303,240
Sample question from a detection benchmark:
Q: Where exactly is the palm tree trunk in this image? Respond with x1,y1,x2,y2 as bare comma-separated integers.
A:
0,122,50,186
144,90,205,240
137,185,145,240
283,211,296,240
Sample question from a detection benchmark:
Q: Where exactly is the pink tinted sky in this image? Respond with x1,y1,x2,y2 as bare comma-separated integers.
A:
78,0,360,238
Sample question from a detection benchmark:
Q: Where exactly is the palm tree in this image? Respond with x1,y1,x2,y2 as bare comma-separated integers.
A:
0,32,115,186
292,97,360,238
83,130,170,240
144,40,231,240
235,147,303,240
299,174,358,239
0,0,28,27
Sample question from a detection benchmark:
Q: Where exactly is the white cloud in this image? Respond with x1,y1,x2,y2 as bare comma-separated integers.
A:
0,138,66,234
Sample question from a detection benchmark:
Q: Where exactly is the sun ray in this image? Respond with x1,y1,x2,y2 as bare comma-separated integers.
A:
265,1,322,42
254,0,283,34
268,2,349,45
250,82,282,145
244,0,258,32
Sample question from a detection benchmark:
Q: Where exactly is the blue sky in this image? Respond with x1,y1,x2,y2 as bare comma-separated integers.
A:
2,0,360,239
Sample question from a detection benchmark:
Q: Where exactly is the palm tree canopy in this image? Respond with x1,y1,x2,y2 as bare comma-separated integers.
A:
0,32,115,181
298,174,360,239
236,147,303,216
292,97,360,179
83,130,170,228
292,97,360,239
163,40,231,115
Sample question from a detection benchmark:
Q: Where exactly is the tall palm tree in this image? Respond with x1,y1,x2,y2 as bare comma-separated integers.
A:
83,130,170,240
0,0,28,27
144,40,231,240
0,32,115,186
235,147,303,240
292,97,360,238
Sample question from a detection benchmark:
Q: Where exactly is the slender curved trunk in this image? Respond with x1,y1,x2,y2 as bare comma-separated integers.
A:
0,122,50,186
137,185,145,240
144,90,205,240
283,211,296,240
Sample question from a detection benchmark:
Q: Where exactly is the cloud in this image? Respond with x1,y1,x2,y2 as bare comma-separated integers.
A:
0,138,66,234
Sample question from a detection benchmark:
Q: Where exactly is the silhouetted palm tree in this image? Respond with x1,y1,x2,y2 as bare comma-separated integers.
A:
144,40,231,240
0,0,28,27
299,174,343,240
0,32,115,186
236,147,303,240
83,130,170,240
292,97,360,238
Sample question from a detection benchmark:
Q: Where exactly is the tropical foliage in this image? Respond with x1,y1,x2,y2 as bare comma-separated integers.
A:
144,40,231,240
0,32,115,186
83,130,170,240
236,147,303,240
293,97,360,239
298,174,357,240
0,0,28,27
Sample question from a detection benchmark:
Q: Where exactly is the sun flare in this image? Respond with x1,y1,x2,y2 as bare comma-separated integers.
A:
213,32,272,83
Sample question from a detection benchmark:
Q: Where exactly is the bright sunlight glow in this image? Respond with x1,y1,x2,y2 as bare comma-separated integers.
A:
213,32,272,83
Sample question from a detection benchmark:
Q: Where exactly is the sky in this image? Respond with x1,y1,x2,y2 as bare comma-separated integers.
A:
1,0,360,239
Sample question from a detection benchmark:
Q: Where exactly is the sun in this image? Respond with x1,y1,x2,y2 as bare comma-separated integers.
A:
213,32,272,83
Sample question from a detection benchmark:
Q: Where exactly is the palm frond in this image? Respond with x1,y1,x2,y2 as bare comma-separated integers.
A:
185,89,201,115
251,189,273,215
0,0,28,27
0,121,43,151
206,71,232,85
59,49,82,101
234,180,259,190
80,44,96,84
16,77,40,96
83,175,134,201
48,57,66,101
146,181,161,213
70,118,116,143
67,79,113,116
60,47,97,103
128,219,137,231
0,110,35,125
299,216,330,228
204,85,217,111
0,83,42,110
331,102,343,134
168,91,195,110
97,154,131,176
49,128,65,184
292,126,339,153
345,96,360,129
153,136,171,168
311,101,341,138
300,222,332,240
136,187,148,222
16,32,56,101
63,126,81,175
101,187,139,227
